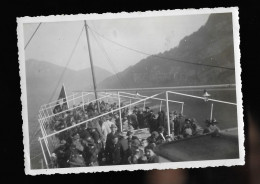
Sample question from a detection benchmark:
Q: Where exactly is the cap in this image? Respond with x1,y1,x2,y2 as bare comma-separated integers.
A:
111,124,118,129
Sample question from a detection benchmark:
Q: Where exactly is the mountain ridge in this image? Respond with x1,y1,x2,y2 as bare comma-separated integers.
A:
98,13,235,89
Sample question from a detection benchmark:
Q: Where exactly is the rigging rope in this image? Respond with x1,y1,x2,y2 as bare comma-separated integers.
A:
30,25,85,142
24,23,42,50
88,26,235,71
47,25,85,104
88,25,128,89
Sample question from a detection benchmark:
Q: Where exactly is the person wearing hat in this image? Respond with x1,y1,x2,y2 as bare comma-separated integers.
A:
145,143,159,163
105,134,123,165
181,118,193,138
148,110,158,133
100,115,112,146
53,139,70,168
126,129,138,144
82,137,99,166
147,131,159,144
203,118,220,137
190,118,200,136
87,124,102,151
156,126,166,144
172,112,181,136
69,137,86,167
118,132,131,164
105,124,119,149
129,111,139,130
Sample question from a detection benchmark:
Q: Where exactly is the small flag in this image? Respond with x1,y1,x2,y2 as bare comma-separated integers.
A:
53,84,69,114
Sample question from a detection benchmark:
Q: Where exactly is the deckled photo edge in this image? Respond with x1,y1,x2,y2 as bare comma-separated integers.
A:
18,7,244,175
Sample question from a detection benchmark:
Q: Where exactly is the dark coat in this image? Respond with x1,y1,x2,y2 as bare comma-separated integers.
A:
54,143,70,168
106,132,119,148
147,155,159,163
119,138,130,164
105,143,123,165
83,144,99,166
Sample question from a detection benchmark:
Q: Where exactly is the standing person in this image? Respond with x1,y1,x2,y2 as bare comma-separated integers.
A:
82,137,99,166
129,110,139,129
157,111,166,128
88,125,102,151
143,107,151,128
105,135,123,165
145,143,159,163
106,124,119,149
69,133,86,167
173,111,181,136
148,110,158,133
118,132,130,164
137,108,144,128
52,139,70,168
100,116,111,147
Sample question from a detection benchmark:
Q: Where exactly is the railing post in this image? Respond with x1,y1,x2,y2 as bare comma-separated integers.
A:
166,91,171,136
39,138,49,169
160,100,162,111
39,118,51,157
210,103,214,121
181,103,184,114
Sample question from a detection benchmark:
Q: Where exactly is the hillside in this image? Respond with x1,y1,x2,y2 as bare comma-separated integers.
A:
98,13,235,89
25,59,112,139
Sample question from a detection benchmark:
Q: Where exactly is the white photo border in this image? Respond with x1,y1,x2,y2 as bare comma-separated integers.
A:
17,7,244,175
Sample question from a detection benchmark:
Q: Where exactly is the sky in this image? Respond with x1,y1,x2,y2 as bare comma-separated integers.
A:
23,14,210,74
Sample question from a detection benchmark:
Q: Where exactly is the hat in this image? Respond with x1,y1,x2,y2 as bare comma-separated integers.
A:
131,139,140,147
185,118,191,122
145,143,156,152
111,124,117,129
86,137,95,145
73,133,80,140
145,106,150,109
151,131,159,138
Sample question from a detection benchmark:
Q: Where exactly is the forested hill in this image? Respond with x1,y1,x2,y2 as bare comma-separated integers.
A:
98,13,235,89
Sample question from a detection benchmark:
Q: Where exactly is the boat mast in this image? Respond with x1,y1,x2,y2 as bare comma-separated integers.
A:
84,20,100,113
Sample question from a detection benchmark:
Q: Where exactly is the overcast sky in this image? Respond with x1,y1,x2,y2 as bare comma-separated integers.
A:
23,14,210,74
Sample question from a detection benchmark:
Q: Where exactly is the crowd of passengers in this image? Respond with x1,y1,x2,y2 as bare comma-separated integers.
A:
49,101,220,168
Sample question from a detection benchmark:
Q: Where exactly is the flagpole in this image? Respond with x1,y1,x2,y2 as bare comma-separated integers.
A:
84,21,100,113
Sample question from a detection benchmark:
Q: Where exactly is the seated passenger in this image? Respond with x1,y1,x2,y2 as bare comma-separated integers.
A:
157,126,166,144
182,119,193,138
203,118,221,137
145,143,159,163
147,131,159,144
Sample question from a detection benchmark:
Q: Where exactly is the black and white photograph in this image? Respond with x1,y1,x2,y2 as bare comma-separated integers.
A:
17,7,244,175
